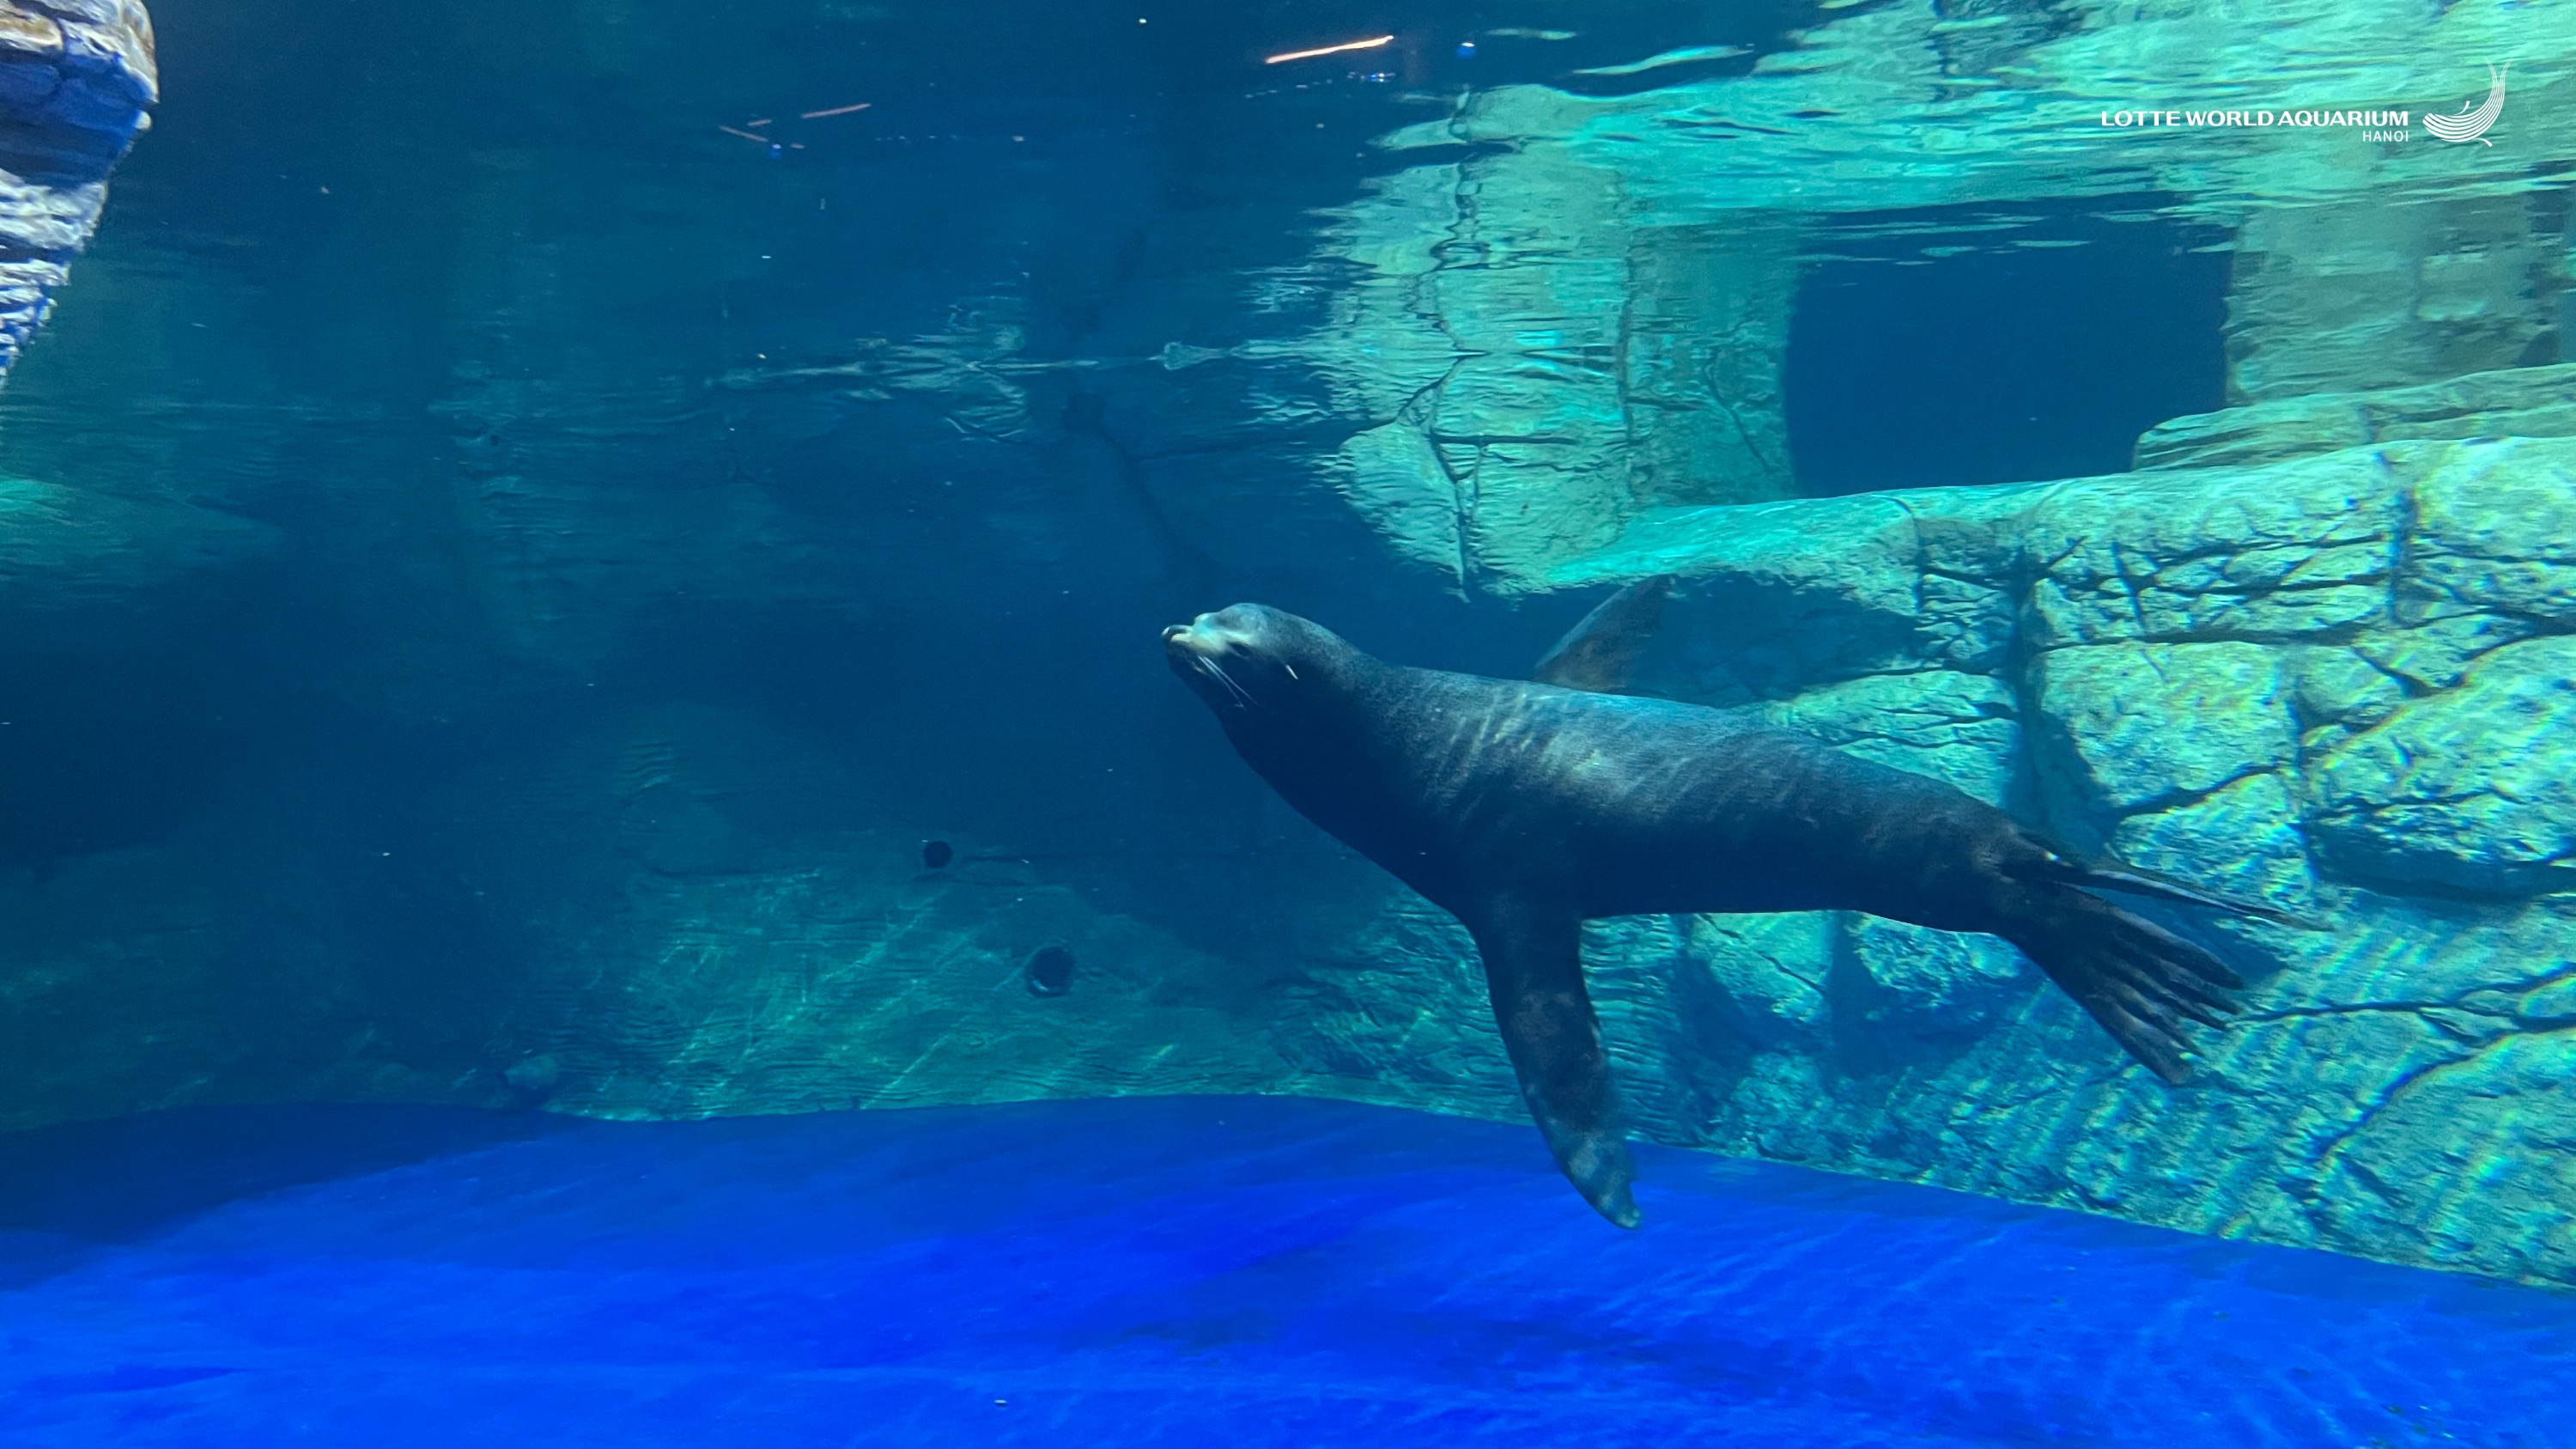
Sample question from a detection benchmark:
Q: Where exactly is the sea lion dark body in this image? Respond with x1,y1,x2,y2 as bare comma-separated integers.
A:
1165,599,2263,1227
1243,668,2026,930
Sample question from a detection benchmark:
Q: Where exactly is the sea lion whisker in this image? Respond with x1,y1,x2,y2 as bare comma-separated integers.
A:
1204,660,1255,708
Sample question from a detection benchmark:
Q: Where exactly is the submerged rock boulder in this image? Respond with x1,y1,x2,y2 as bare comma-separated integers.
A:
2309,636,2576,897
0,473,276,643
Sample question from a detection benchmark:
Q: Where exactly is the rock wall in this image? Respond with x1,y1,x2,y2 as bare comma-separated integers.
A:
0,0,1538,1138
2225,198,2571,405
1258,8,2576,1293
2136,362,2576,471
1302,0,2576,592
0,0,152,381
1316,178,1799,588
1261,4,2576,1291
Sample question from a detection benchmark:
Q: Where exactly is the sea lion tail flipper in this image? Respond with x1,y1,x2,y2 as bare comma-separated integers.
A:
1466,901,1640,1228
2024,850,2316,929
1531,575,1676,694
2010,892,2245,1085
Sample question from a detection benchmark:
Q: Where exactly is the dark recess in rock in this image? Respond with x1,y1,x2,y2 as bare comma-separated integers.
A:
1786,195,2229,495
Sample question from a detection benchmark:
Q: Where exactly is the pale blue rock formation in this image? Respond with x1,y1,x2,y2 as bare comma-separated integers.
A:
2136,362,2576,470
1308,0,2576,588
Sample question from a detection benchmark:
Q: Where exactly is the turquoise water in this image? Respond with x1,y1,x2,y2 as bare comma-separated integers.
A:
2,0,2573,1440
4,1096,2570,1447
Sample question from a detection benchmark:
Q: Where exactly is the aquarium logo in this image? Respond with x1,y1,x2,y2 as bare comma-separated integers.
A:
2424,64,2507,146
2097,107,2412,141
2094,62,2508,147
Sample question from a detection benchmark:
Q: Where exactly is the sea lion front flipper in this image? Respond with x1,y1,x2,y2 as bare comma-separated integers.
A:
1531,575,1675,694
1464,898,1640,1227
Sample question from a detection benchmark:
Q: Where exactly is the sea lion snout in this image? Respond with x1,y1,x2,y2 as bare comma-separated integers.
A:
1164,606,1314,714
1162,606,1271,661
1162,616,1224,664
1163,612,1248,712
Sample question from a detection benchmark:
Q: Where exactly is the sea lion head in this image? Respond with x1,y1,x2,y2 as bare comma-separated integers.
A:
1163,604,1340,716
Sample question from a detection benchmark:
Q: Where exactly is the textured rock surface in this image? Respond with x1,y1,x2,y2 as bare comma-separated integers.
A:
2223,198,2571,405
1303,0,2576,586
1314,192,1797,588
0,0,1527,1147
2137,363,2576,470
0,0,152,379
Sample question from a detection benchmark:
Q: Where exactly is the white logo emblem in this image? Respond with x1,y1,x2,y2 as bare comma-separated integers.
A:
2425,64,2507,145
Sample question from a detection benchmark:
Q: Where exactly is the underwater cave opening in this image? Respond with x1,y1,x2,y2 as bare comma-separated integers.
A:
1783,198,2232,496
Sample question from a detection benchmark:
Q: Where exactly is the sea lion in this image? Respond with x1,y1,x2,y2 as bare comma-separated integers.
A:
1163,583,2282,1227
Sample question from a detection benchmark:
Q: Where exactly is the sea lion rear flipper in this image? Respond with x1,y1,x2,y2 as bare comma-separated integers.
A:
1531,575,1675,694
2008,892,2245,1085
1465,899,1640,1227
2021,851,2318,930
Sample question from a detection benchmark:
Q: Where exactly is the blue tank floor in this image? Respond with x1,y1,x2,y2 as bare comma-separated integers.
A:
0,1096,2566,1448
